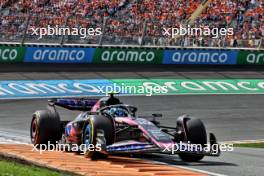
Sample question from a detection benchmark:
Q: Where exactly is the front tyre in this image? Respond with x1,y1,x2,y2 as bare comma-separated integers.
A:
178,117,207,162
82,115,114,159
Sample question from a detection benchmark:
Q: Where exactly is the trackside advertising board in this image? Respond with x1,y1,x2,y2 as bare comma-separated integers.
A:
0,79,114,99
0,46,25,63
237,51,264,65
24,47,96,63
93,48,163,64
0,45,263,65
163,49,237,65
1,79,264,99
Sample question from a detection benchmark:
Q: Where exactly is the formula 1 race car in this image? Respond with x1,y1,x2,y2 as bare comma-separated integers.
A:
30,94,220,162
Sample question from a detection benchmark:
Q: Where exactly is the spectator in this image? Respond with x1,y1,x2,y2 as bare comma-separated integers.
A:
0,0,262,48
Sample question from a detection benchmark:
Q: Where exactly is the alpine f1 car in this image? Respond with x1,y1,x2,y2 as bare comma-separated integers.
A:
30,94,220,161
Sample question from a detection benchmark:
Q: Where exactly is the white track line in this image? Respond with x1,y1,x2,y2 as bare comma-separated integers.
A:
176,165,228,176
222,139,264,144
150,160,227,176
0,130,29,144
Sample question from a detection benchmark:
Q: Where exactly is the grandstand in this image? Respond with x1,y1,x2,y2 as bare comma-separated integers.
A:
0,0,263,48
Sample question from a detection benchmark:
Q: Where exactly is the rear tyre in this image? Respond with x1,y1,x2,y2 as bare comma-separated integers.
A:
30,110,61,146
82,115,114,159
178,117,207,162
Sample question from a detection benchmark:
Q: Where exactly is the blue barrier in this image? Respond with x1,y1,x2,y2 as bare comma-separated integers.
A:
24,47,95,63
163,49,238,65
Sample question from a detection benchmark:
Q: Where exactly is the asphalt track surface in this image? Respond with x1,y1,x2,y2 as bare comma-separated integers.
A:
0,65,264,176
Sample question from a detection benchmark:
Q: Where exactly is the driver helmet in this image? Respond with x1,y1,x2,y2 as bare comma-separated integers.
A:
109,108,128,117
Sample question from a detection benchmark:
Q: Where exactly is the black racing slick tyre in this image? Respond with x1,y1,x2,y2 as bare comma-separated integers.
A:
82,115,114,159
178,117,207,162
30,110,61,146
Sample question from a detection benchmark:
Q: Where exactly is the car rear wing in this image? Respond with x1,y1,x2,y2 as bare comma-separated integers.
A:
48,98,99,111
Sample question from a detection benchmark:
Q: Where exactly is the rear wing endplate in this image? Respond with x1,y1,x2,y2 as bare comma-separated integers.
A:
48,98,99,111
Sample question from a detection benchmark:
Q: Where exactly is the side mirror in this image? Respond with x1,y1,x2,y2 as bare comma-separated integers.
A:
100,101,106,107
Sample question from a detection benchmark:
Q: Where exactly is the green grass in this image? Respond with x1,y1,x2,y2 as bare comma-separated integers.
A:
0,159,72,176
234,143,264,148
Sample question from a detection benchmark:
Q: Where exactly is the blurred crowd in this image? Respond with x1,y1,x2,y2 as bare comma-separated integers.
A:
0,0,263,48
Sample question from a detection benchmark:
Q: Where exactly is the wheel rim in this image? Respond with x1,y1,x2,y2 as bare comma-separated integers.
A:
84,124,92,145
31,117,38,143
